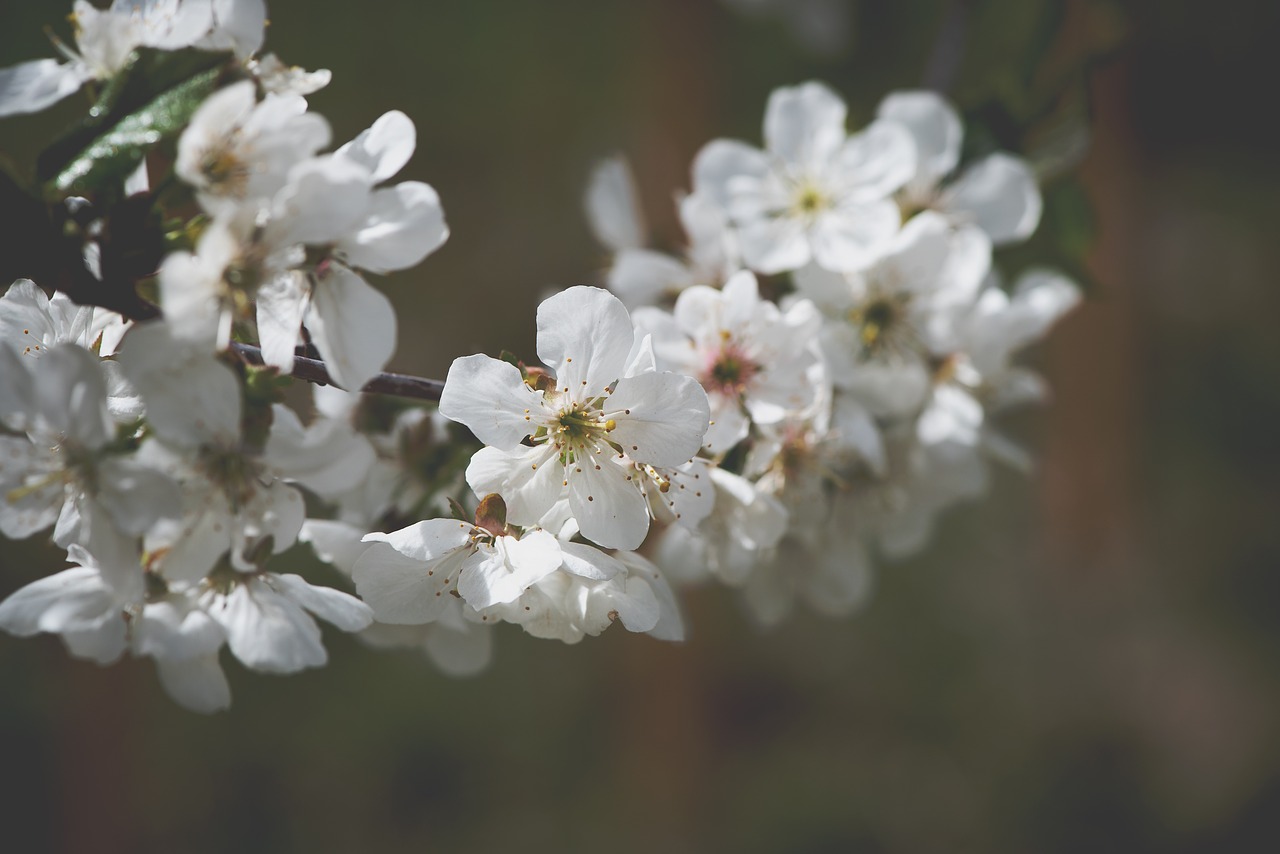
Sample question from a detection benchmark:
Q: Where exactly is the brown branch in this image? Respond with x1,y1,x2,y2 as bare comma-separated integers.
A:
231,343,444,401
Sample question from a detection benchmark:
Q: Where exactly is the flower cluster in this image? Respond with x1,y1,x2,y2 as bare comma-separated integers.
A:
586,81,1079,622
0,3,1081,712
0,0,442,710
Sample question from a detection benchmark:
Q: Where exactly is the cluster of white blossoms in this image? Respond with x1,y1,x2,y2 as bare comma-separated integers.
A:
0,3,1081,713
587,82,1080,623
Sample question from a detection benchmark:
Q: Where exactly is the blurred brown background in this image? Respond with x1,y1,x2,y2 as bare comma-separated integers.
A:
3,0,1280,851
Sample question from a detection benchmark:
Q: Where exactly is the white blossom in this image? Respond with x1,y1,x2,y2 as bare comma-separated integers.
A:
878,90,1043,246
250,112,448,390
441,286,710,550
248,52,331,97
176,80,332,216
636,270,827,453
0,280,135,418
0,0,265,119
199,571,372,674
586,156,739,308
471,542,674,644
694,81,915,274
0,344,179,561
793,210,989,417
653,465,788,587
355,517,569,618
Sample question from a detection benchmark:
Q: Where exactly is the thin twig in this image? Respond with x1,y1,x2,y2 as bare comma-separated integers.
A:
921,0,973,94
231,343,444,401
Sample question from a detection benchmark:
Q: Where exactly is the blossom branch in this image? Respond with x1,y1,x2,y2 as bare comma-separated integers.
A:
230,342,444,401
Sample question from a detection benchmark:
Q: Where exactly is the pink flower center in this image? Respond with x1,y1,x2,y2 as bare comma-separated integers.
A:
703,340,760,397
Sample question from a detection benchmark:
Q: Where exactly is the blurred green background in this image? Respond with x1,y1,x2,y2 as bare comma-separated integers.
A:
4,0,1280,851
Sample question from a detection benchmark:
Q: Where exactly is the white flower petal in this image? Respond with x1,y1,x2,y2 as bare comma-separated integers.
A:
212,579,327,674
457,531,561,609
268,157,370,247
0,566,112,637
941,153,1042,245
876,90,963,188
965,268,1079,374
702,396,749,455
836,119,917,201
764,81,847,169
299,520,369,576
832,394,886,476
306,263,396,391
608,249,692,309
338,181,448,274
155,654,231,714
792,262,855,314
423,621,493,677
737,215,812,275
133,596,225,661
679,191,738,280
692,139,770,210
574,572,660,635
255,270,309,372
352,540,465,624
615,551,684,641
63,618,128,664
33,345,112,449
117,321,242,447
362,518,474,562
623,329,657,378
0,346,34,429
810,201,901,272
0,441,63,539
607,371,710,467
96,457,181,536
203,0,267,58
841,357,930,417
265,403,377,497
268,573,374,632
567,449,649,550
0,59,83,118
439,354,544,450
335,110,416,183
536,286,634,399
0,279,56,354
658,459,716,529
585,155,647,252
558,540,625,581
918,385,984,448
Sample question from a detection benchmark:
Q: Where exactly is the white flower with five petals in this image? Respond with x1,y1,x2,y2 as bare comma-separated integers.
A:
694,81,915,274
354,515,570,619
439,286,710,550
635,270,826,454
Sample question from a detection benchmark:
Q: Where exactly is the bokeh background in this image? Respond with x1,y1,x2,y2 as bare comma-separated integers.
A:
4,0,1280,851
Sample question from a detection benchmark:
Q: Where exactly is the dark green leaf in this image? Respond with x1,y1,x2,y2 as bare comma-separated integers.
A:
48,65,227,198
37,47,237,185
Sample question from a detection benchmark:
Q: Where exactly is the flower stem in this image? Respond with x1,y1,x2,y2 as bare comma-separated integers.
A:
229,343,444,401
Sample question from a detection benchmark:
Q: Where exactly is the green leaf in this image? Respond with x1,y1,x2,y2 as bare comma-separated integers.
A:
447,496,470,523
48,64,228,198
1043,181,1096,262
37,48,237,186
498,349,526,376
